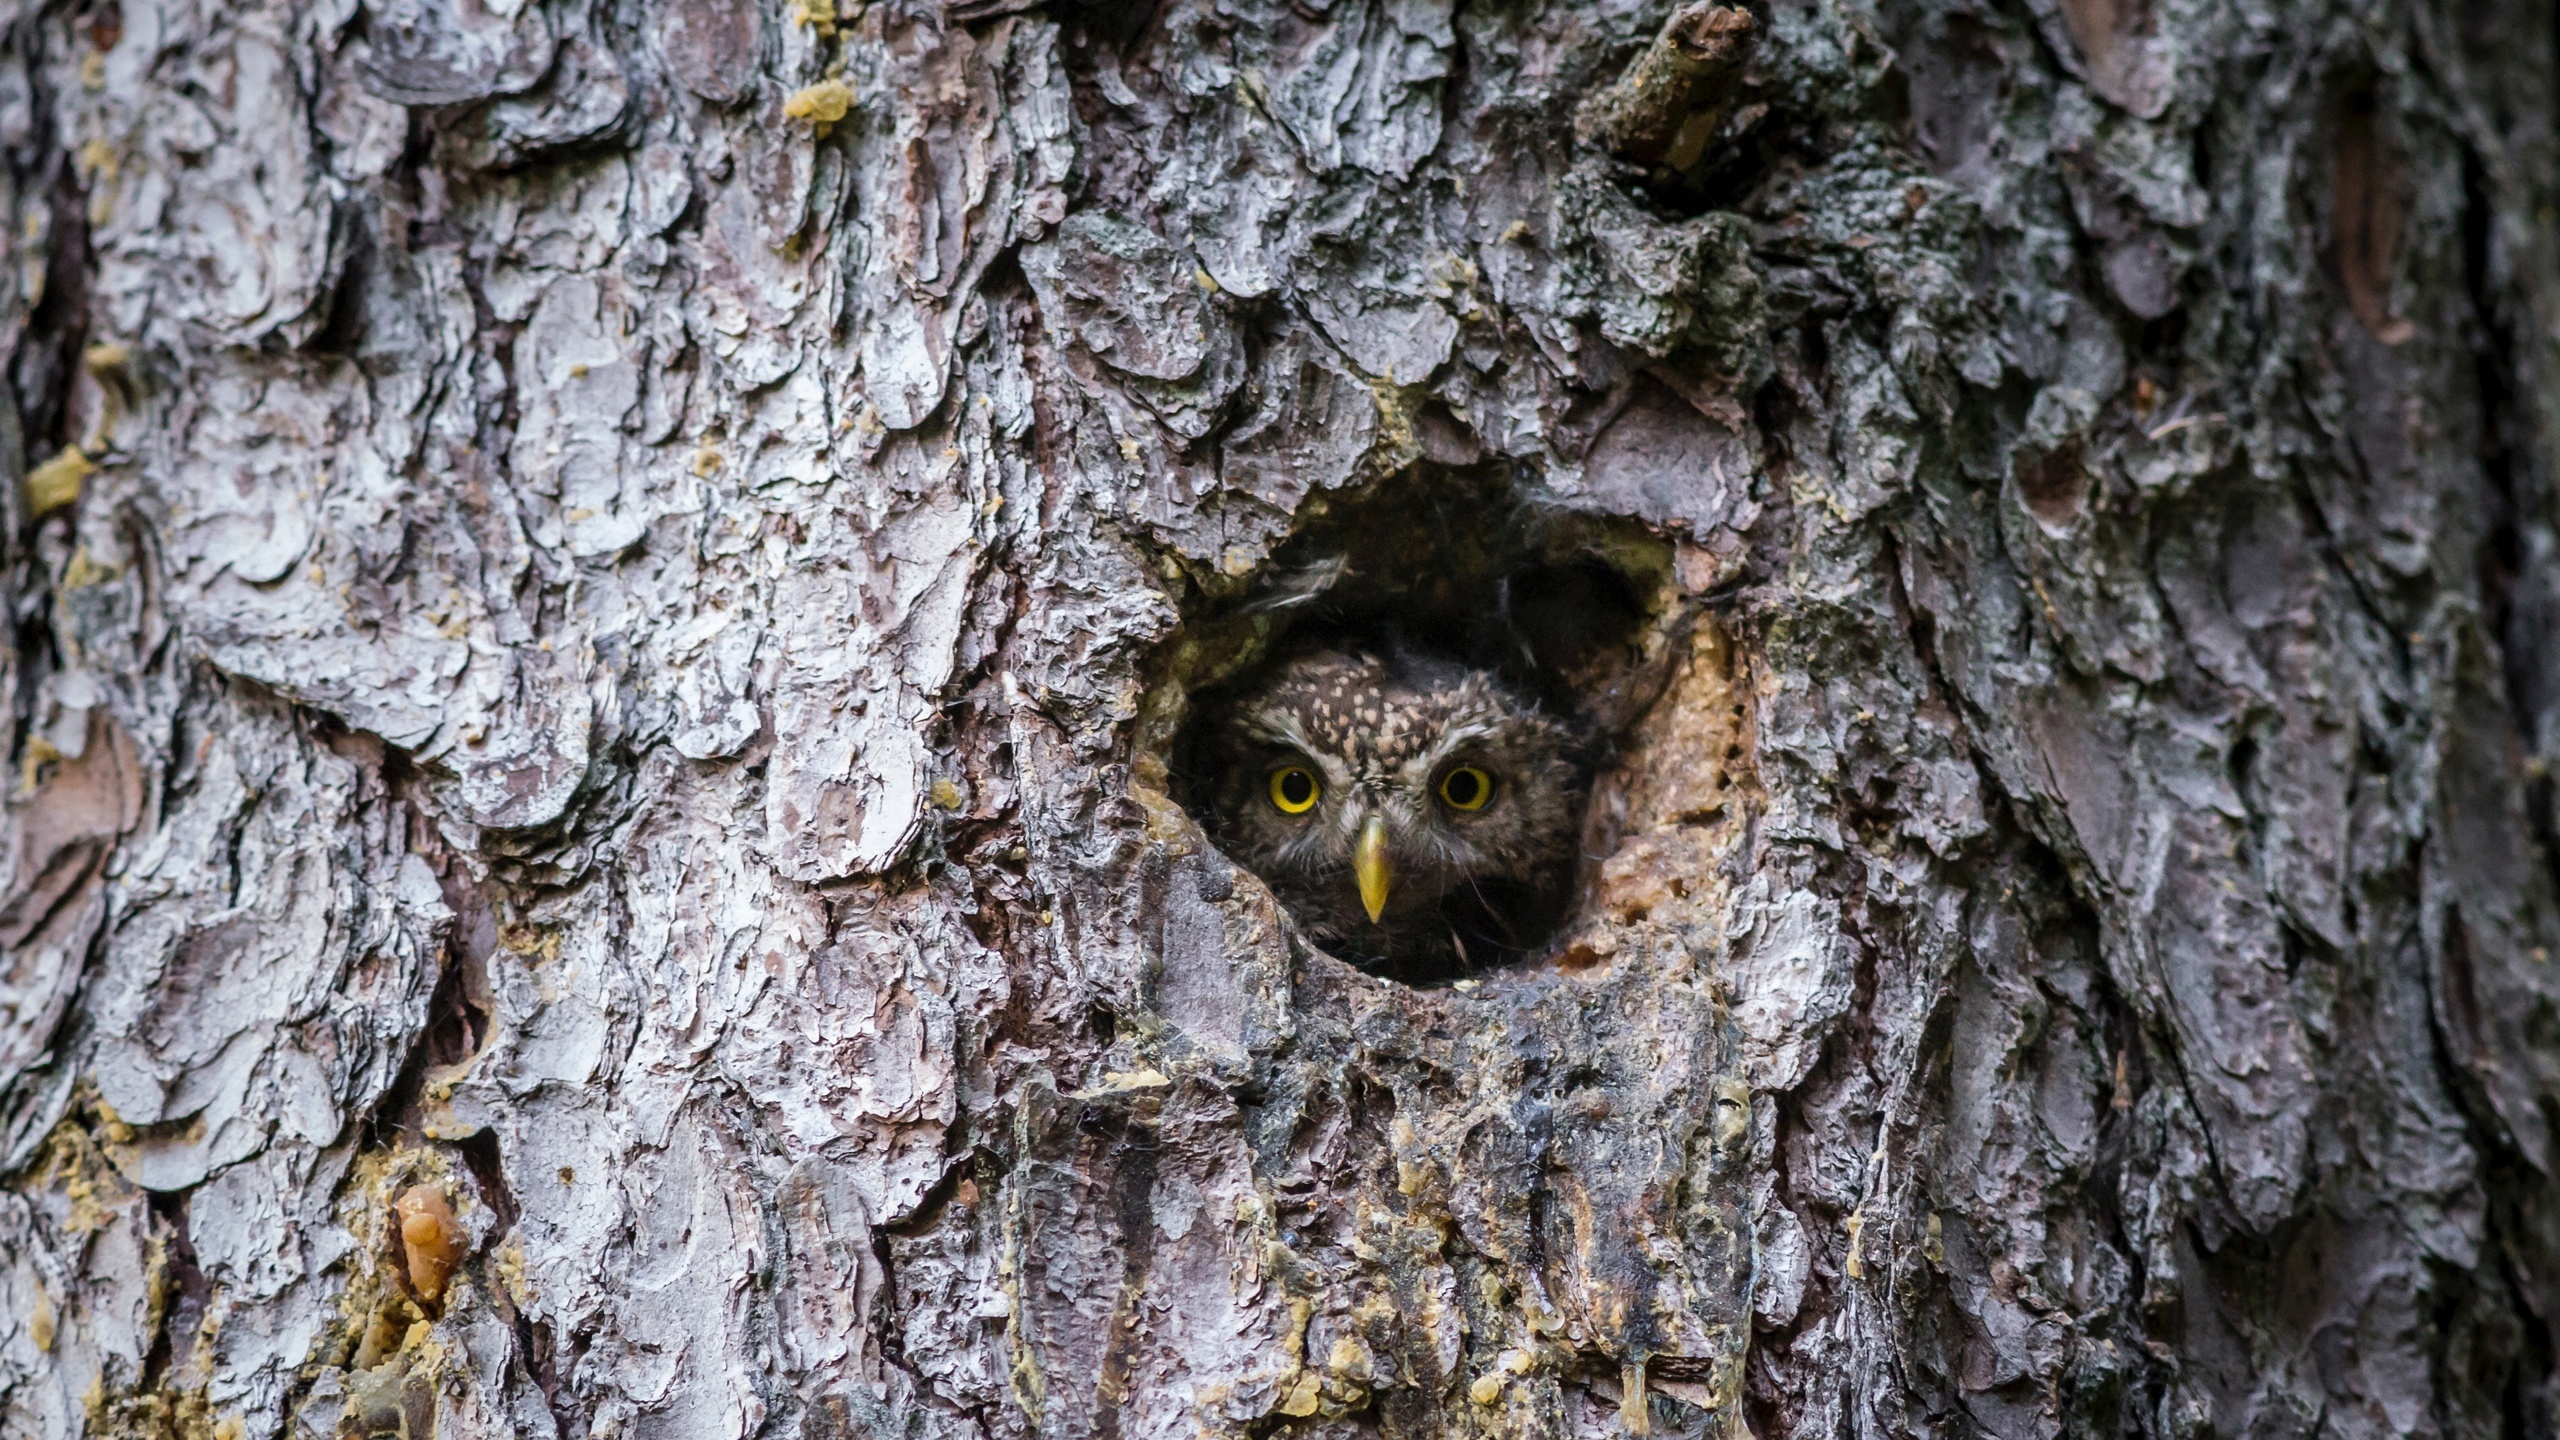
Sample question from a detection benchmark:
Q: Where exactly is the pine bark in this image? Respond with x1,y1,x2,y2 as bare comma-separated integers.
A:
0,0,2555,1436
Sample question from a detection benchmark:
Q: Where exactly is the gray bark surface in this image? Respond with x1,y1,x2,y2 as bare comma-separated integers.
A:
0,0,2552,1435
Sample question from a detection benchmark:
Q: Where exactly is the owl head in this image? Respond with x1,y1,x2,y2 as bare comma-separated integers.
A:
1201,649,1585,977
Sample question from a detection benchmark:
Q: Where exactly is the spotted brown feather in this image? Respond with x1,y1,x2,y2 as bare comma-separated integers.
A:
1203,650,1584,980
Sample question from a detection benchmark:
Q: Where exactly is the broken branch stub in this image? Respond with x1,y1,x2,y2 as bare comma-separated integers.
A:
1578,3,1757,171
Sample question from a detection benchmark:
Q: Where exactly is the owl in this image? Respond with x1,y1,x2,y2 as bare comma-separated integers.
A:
1200,649,1585,979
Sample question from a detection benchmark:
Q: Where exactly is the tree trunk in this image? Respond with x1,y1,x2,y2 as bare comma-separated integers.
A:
0,0,2555,1434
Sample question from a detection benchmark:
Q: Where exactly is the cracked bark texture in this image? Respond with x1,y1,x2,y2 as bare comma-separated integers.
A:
0,0,2554,1434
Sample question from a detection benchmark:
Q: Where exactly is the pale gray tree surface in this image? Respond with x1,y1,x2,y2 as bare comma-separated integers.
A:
0,0,2554,1434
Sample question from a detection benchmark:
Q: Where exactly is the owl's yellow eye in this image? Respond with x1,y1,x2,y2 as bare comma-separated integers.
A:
1438,765,1494,811
1268,765,1321,814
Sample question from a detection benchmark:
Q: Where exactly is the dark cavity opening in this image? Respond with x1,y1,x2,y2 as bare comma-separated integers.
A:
1158,465,1680,987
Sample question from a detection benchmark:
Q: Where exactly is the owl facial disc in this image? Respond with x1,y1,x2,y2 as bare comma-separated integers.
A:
1355,813,1393,923
1203,647,1583,978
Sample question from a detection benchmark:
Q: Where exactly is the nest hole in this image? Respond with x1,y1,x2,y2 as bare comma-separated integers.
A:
1152,466,1686,987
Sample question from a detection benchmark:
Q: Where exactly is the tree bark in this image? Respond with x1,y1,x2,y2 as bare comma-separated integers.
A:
0,0,2555,1435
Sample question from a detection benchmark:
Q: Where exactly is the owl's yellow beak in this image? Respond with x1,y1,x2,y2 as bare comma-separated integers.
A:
1354,814,1392,924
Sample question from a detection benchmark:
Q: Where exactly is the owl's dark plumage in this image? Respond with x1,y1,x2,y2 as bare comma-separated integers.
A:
1202,649,1584,979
